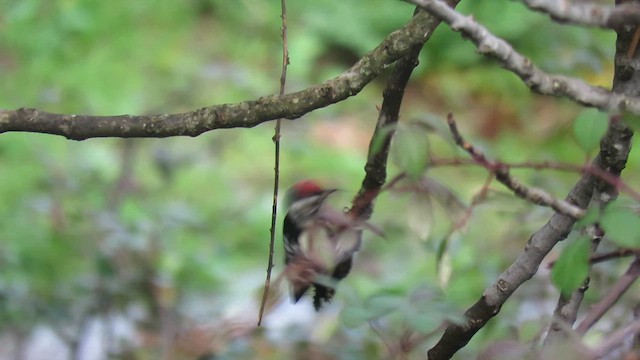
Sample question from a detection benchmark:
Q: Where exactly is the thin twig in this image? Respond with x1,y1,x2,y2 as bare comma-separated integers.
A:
590,249,636,264
454,172,493,230
446,113,585,219
591,319,640,358
576,256,640,335
258,0,289,326
430,156,640,202
547,247,636,268
509,155,640,202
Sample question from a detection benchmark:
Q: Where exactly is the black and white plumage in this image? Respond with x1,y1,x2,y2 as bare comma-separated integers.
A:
282,180,362,310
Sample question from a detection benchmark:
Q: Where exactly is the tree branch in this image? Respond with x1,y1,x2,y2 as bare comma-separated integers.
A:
446,113,585,219
349,4,446,219
590,248,636,264
544,89,635,345
424,1,634,356
0,9,445,140
427,116,632,360
591,318,640,358
519,0,640,29
406,0,640,113
576,256,640,336
544,225,603,347
258,0,290,327
430,156,640,202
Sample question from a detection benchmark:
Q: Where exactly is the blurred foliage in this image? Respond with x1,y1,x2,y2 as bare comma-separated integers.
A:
0,0,639,359
551,235,590,297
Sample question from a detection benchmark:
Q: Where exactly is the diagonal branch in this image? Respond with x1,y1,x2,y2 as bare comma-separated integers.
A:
0,9,445,140
422,1,634,357
519,0,640,29
543,225,603,347
576,256,640,336
429,156,640,202
427,108,632,360
591,318,640,358
406,0,640,113
446,113,585,219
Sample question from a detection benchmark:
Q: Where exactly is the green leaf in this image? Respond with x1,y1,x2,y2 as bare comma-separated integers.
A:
435,236,447,268
369,124,397,157
572,109,608,154
551,236,590,297
601,206,640,248
392,125,430,179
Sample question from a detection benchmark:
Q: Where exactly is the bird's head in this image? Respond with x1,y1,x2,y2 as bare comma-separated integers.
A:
285,180,336,221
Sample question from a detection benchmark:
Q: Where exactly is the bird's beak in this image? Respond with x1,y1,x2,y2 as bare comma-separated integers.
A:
323,189,338,197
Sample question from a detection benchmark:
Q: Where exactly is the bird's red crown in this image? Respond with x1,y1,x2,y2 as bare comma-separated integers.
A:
291,180,325,198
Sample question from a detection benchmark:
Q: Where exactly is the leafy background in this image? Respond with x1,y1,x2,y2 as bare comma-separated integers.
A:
0,0,637,359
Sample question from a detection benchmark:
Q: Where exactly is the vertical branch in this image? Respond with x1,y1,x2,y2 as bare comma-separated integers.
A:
544,282,587,344
350,3,460,218
349,40,423,219
543,228,601,346
545,7,640,345
258,0,289,326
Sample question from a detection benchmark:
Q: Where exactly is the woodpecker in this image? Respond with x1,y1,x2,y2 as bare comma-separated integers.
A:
283,180,362,310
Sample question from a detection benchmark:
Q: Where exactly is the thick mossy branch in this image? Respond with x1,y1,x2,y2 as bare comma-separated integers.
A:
350,27,432,219
0,9,442,140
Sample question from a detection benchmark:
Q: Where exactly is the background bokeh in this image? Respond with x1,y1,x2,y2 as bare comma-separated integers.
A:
1,0,636,359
